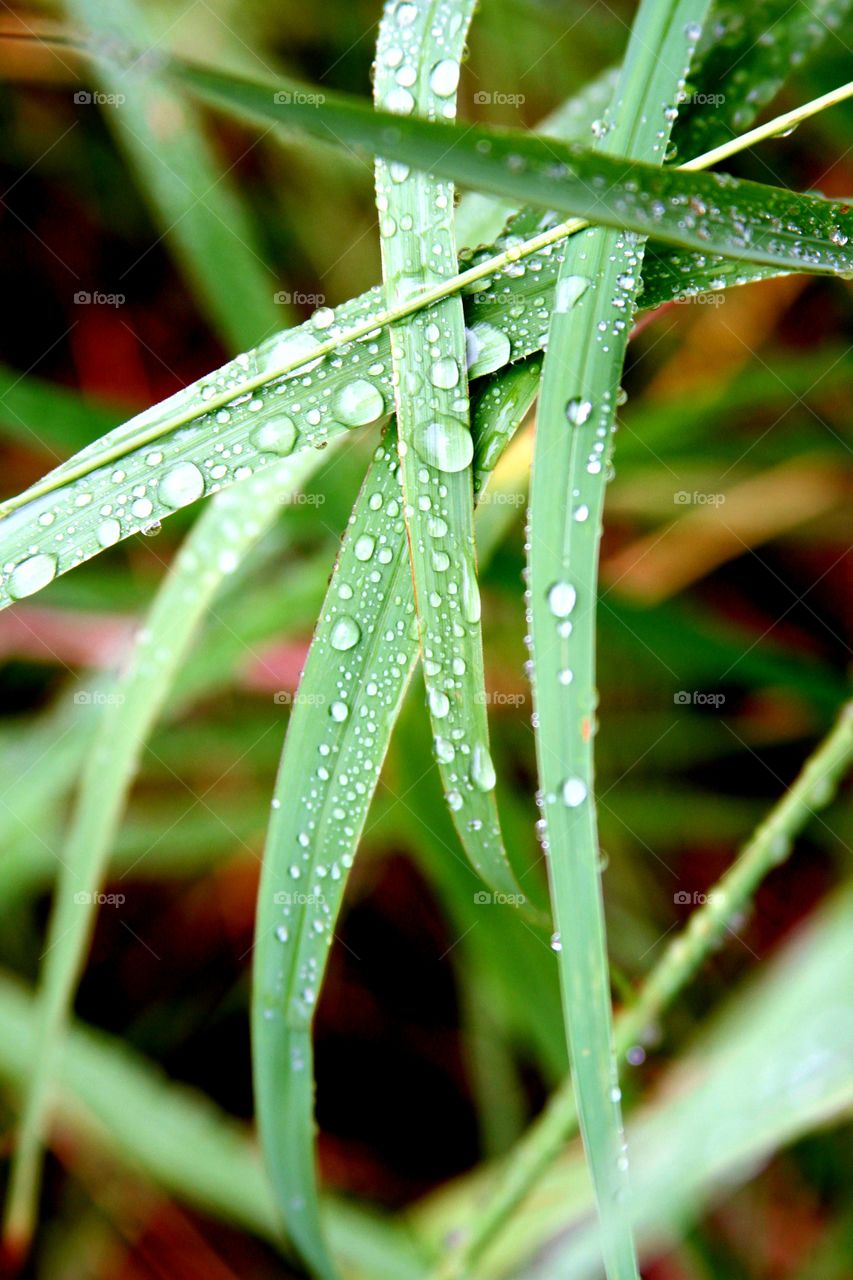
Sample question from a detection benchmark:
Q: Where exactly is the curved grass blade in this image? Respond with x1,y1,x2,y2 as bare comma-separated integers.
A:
253,353,544,1280
67,0,285,349
1,74,848,609
676,0,853,157
427,702,853,1279
0,974,429,1280
174,56,853,273
2,449,324,1261
373,1,525,895
528,4,712,1276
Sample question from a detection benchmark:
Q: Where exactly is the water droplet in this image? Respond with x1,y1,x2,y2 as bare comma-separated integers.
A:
466,322,511,377
429,688,450,718
429,59,460,98
547,581,576,617
96,518,122,548
160,462,205,509
330,616,361,651
435,736,455,764
550,931,562,952
470,743,496,792
413,416,473,472
9,553,57,599
354,534,375,561
561,776,587,807
255,416,297,455
430,356,460,389
332,379,385,427
330,701,349,722
555,274,591,311
566,397,593,426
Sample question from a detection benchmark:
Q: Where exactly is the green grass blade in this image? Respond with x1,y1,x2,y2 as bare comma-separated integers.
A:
529,4,713,1277
0,974,428,1280
253,356,543,1280
430,697,853,1276
67,0,285,349
2,450,324,1259
0,222,810,609
1,69,847,610
373,1,525,897
173,56,853,272
676,0,853,156
421,883,853,1278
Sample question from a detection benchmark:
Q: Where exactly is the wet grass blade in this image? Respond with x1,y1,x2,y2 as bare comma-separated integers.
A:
68,0,285,349
2,450,324,1260
0,974,428,1280
1,70,848,609
253,356,544,1280
373,1,526,896
430,690,852,1277
528,3,712,1277
174,57,853,272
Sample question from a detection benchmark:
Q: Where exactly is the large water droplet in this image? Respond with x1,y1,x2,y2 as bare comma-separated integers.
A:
566,397,593,426
466,322,511,377
429,688,450,718
333,379,385,427
430,356,460,389
429,59,460,98
9,553,57,599
555,274,591,312
255,416,297,455
547,581,576,617
413,417,473,472
561,776,588,807
96,518,122,548
160,462,205,509
330,616,361,651
470,743,496,791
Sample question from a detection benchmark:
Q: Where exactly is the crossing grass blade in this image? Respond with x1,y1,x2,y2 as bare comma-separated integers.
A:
67,0,286,349
253,356,545,1280
0,140,832,612
373,0,527,896
2,449,325,1260
172,55,853,272
429,697,853,1278
0,975,428,1280
528,3,712,1276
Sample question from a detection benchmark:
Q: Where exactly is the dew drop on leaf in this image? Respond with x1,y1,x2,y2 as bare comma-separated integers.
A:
329,616,361,651
8,553,57,599
547,581,577,617
332,379,385,427
160,462,205,509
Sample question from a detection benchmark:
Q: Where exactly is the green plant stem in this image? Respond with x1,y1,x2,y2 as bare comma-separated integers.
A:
2,451,323,1261
431,699,853,1280
3,77,850,517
